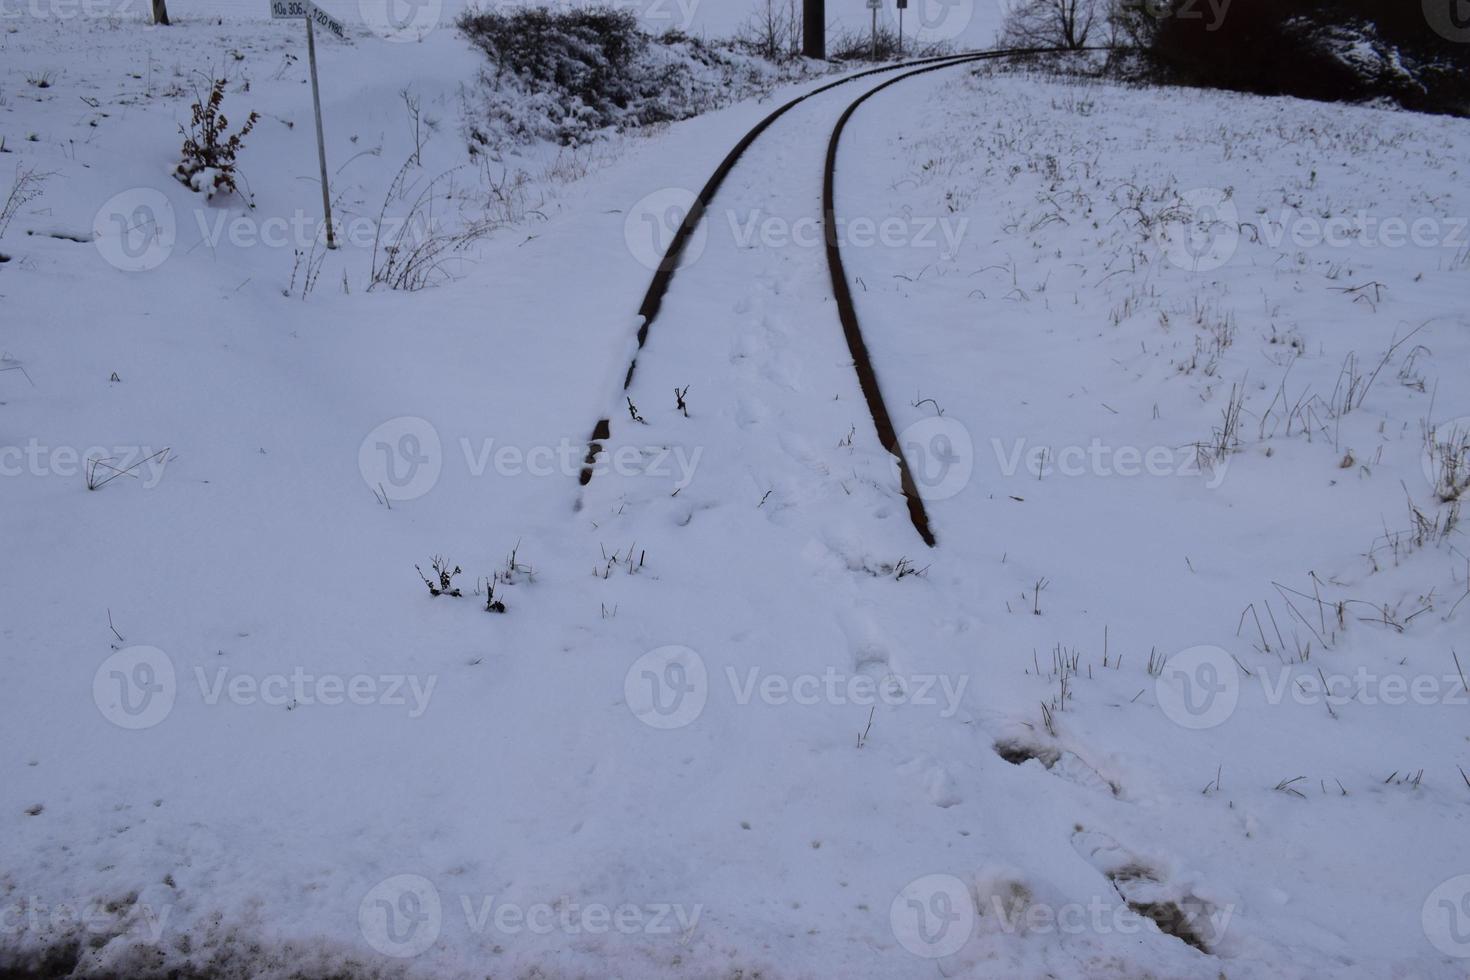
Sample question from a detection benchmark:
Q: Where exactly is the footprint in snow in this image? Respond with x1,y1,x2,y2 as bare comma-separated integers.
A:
759,349,803,392
897,757,964,808
777,431,832,479
735,395,769,430
925,766,962,808
992,736,1121,799
835,609,895,676
1070,828,1224,954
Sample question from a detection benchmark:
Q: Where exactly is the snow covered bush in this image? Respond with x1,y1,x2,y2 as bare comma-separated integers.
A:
456,6,819,149
175,79,259,200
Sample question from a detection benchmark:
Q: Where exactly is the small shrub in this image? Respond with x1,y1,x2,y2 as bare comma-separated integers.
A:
175,79,259,200
416,556,463,597
1,164,51,238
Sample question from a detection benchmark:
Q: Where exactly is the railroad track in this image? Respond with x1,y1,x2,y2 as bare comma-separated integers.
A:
578,47,1054,547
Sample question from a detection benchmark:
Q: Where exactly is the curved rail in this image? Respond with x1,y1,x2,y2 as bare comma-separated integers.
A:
822,53,1049,548
581,47,1057,550
577,52,992,489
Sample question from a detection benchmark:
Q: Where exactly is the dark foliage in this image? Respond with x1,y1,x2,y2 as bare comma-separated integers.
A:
1125,0,1470,116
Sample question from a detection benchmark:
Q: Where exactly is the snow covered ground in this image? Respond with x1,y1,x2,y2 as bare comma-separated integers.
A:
2,9,1469,980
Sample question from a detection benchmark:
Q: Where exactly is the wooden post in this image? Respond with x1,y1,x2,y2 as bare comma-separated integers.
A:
305,13,337,249
802,0,824,59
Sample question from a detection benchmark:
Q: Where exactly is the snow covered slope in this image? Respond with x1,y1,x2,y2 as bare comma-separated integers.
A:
2,13,1469,980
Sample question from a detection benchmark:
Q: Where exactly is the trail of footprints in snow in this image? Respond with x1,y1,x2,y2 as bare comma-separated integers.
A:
989,734,1228,954
728,272,848,518
839,611,963,809
796,450,1222,942
728,262,1200,855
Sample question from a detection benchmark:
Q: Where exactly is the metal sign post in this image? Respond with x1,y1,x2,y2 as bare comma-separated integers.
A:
271,0,345,249
867,0,879,59
897,0,907,56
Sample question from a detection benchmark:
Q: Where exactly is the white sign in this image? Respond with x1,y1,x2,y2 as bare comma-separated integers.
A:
271,0,346,40
271,0,343,249
867,0,881,8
